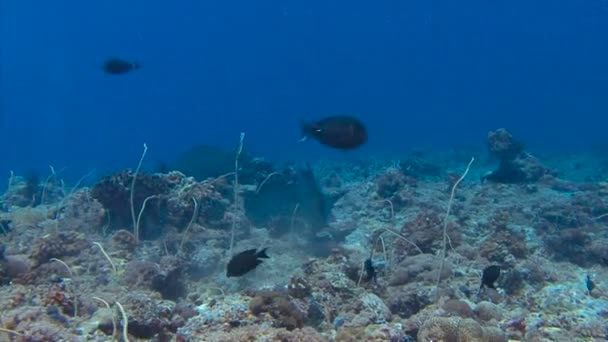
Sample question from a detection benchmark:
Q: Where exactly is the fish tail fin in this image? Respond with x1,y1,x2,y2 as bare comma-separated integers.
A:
257,247,269,259
299,120,314,142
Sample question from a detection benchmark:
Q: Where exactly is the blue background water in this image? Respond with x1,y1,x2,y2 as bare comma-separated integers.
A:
2,0,608,183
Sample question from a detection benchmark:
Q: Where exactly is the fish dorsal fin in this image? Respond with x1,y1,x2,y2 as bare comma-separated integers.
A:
256,247,269,259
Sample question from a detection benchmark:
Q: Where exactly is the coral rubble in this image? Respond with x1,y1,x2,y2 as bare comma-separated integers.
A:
1,133,607,341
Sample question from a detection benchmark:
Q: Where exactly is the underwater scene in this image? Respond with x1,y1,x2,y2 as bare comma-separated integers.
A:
2,1,608,342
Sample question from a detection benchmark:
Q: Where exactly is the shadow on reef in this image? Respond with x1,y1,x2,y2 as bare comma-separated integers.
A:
158,143,272,184
244,162,344,239
163,143,344,237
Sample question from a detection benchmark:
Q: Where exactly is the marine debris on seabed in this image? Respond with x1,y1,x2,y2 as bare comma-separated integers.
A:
0,128,607,341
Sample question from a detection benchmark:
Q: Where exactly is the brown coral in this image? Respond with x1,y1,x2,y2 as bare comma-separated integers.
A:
90,169,171,234
397,210,461,255
479,230,529,262
30,231,88,266
249,290,305,331
417,316,507,342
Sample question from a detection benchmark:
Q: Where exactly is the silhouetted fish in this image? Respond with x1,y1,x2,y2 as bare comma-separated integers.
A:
586,274,595,294
226,248,269,277
480,265,501,289
103,58,139,74
300,115,367,149
364,258,376,282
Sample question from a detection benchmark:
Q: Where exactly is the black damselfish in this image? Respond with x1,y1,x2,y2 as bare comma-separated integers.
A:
299,115,367,149
103,58,140,75
364,258,376,282
481,265,501,289
226,248,269,277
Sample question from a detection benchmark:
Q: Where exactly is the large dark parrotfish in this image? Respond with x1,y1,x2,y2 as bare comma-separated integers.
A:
300,115,367,149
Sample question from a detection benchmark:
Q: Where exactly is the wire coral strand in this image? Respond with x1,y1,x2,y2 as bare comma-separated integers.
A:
435,157,474,301
229,132,245,257
130,143,148,244
116,302,129,342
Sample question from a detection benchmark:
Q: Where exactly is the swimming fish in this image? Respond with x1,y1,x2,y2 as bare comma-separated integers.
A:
480,265,501,289
364,258,377,282
299,115,367,149
226,247,269,277
102,58,140,74
585,274,595,294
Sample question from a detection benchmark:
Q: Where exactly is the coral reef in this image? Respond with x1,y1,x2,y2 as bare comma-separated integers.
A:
483,128,553,184
90,170,171,237
0,134,607,341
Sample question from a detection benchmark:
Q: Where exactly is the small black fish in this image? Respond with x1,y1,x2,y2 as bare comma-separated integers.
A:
586,274,595,294
480,265,501,289
226,247,269,277
299,115,367,149
102,58,139,74
364,258,376,282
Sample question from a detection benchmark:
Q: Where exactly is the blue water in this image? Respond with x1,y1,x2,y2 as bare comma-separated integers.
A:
2,0,608,183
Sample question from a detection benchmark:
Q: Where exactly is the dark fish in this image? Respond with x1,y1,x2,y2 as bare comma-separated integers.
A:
300,115,367,149
364,258,376,282
586,274,595,294
226,247,269,277
103,58,139,74
480,265,501,289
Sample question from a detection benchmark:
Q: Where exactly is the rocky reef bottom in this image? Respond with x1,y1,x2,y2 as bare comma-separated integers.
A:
1,145,608,341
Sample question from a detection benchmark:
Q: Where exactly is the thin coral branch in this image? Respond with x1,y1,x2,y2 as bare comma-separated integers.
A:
434,157,474,301
130,143,148,244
